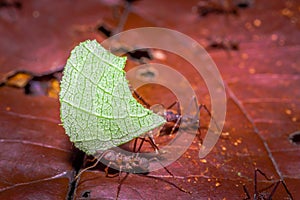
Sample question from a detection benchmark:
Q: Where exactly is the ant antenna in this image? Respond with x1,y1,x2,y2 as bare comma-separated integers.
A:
75,151,112,180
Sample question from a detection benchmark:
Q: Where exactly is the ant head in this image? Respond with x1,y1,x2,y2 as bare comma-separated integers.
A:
150,104,165,117
165,110,178,121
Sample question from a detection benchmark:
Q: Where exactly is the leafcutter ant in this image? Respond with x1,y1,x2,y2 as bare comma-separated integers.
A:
194,0,239,17
207,37,239,51
194,0,253,17
153,97,217,138
76,149,190,199
132,91,220,152
243,168,294,200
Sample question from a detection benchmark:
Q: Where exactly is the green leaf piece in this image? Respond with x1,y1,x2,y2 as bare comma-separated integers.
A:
59,40,166,155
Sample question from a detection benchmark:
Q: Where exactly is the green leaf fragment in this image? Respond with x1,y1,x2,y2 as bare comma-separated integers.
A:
59,40,166,155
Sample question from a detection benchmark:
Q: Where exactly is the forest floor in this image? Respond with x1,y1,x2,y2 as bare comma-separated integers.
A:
0,0,299,199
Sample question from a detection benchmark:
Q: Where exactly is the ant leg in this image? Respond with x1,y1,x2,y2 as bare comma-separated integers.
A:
176,101,181,116
197,102,222,145
170,116,182,135
268,181,280,199
169,101,182,135
268,180,294,200
198,103,222,133
112,0,131,35
116,172,129,200
136,135,160,153
132,90,150,108
188,96,216,126
242,184,251,200
197,104,207,142
280,180,294,200
136,137,146,152
138,174,191,194
166,101,177,109
104,164,109,177
163,101,182,135
166,100,180,113
255,168,294,200
84,156,97,165
149,157,174,177
186,96,200,120
75,152,108,180
147,134,160,153
190,97,205,141
118,166,123,182
254,168,272,197
133,137,140,153
105,162,119,178
132,91,161,152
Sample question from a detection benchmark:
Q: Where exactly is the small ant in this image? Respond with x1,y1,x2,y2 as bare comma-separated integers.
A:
243,168,294,200
207,37,239,51
0,0,22,10
194,0,253,17
76,150,190,199
194,0,239,17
